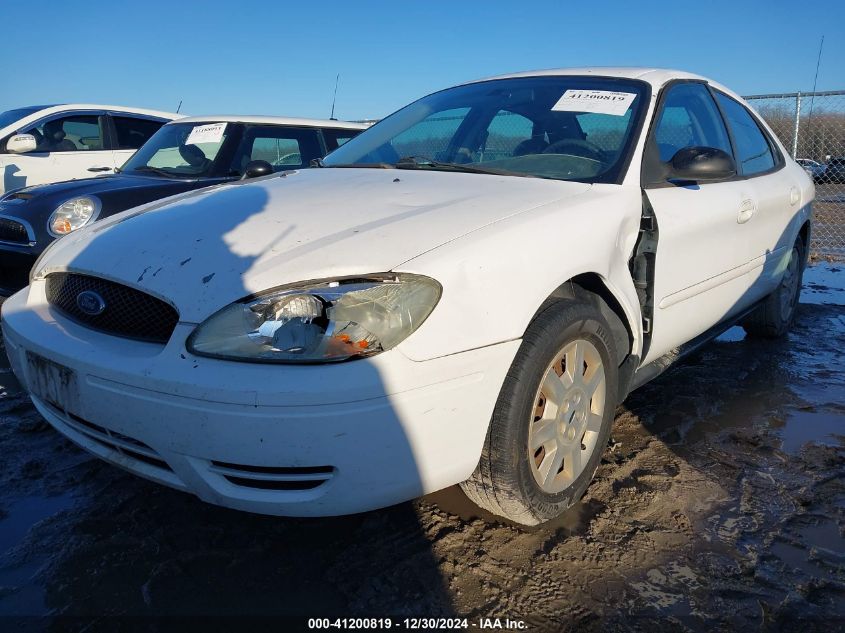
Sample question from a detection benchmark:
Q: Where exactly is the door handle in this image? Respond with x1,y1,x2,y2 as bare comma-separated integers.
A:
87,166,113,173
737,199,756,224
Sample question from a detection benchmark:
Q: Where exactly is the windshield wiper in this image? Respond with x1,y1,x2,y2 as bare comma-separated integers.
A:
393,156,530,177
132,166,182,179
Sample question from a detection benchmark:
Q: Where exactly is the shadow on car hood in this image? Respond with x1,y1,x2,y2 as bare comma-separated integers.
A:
40,168,591,322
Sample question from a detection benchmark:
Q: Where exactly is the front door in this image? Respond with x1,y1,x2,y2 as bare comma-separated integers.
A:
3,113,113,191
642,82,764,364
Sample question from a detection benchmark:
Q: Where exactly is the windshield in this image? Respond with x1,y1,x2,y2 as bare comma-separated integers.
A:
324,76,649,183
0,106,49,130
121,122,231,178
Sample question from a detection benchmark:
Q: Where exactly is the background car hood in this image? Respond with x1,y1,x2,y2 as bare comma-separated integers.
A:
2,173,214,204
41,168,591,322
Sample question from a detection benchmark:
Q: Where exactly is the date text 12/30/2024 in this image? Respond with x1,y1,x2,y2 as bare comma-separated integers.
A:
307,618,528,630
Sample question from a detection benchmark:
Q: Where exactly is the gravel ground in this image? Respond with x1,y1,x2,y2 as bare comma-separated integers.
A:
0,264,842,632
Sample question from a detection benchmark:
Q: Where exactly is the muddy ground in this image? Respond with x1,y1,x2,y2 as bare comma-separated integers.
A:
0,264,842,632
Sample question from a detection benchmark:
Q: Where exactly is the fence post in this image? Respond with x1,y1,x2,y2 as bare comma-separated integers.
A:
792,92,801,158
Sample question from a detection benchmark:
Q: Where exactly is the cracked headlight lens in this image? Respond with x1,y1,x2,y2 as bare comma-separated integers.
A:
48,196,101,236
187,274,441,363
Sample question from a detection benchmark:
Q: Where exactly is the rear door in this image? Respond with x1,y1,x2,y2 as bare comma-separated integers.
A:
109,115,169,170
12,112,113,186
712,91,799,298
642,82,762,364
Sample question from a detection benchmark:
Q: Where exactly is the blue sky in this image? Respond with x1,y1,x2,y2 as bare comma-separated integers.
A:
3,1,843,121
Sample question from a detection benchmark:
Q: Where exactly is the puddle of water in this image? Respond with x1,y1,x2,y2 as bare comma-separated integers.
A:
799,520,843,554
0,560,45,616
0,493,75,615
0,495,75,554
801,263,845,305
715,326,746,343
779,409,844,454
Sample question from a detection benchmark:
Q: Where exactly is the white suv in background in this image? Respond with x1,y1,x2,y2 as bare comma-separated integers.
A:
0,104,179,195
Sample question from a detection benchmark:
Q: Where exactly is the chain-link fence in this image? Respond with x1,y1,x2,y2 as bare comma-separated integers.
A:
744,90,845,259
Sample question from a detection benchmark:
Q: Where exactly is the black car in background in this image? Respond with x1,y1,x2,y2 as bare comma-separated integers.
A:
0,116,365,294
818,157,845,184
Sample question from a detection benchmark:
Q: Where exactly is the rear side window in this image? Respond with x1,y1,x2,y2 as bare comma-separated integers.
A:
714,93,776,175
231,126,322,174
24,114,105,152
652,83,732,162
113,116,165,150
323,128,361,152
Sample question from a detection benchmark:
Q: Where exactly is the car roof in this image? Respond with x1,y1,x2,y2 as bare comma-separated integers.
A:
169,115,368,130
466,66,737,96
16,103,180,120
0,103,183,140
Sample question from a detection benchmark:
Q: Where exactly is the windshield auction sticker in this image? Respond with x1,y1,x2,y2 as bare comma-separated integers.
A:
185,122,227,145
552,90,637,116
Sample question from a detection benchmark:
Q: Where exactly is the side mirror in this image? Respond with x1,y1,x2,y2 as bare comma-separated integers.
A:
242,160,274,180
668,146,736,182
6,133,38,154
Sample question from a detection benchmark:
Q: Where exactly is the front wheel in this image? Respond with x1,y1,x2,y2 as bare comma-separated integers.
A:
460,300,619,526
742,237,805,338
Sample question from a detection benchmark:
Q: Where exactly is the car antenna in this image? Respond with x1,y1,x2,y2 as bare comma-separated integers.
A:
330,74,340,121
176,99,183,114
806,35,824,141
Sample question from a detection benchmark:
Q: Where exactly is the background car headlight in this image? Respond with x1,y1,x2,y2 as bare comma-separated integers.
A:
187,274,441,363
48,196,101,236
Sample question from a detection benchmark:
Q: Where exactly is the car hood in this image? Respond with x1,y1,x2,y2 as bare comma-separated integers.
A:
40,168,591,322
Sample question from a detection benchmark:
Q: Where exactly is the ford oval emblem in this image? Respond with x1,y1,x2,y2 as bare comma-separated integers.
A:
76,290,106,316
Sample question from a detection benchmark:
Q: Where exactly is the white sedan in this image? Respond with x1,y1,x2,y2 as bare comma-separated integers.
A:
0,104,179,195
1,68,813,525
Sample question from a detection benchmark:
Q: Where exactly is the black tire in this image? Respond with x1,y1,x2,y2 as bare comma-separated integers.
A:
460,300,619,526
742,237,805,339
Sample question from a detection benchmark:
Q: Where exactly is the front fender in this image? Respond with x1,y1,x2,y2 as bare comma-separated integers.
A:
395,185,644,362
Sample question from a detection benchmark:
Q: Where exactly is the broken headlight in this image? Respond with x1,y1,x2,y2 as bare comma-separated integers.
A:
187,274,441,363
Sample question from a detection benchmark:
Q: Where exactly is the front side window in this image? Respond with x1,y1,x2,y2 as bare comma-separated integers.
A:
324,76,649,183
715,93,776,175
652,83,732,162
121,122,231,177
24,114,104,152
230,126,322,174
113,116,166,150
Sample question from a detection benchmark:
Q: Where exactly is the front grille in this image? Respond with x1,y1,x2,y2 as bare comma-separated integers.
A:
210,460,335,491
0,217,30,244
45,272,179,344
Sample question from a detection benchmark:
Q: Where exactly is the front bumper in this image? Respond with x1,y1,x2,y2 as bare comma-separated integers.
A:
1,284,519,516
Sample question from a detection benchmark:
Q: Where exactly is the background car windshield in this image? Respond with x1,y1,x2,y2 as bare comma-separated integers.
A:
122,122,230,177
0,106,47,129
323,76,648,182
